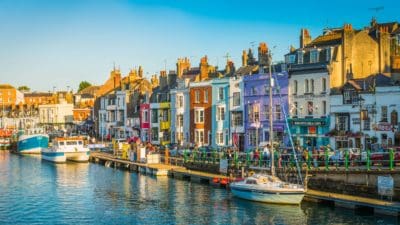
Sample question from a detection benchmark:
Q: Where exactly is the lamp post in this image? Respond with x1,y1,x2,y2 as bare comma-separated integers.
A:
357,95,365,150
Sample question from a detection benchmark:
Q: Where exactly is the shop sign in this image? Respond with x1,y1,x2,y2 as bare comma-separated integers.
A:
376,122,392,131
377,176,394,197
292,120,326,126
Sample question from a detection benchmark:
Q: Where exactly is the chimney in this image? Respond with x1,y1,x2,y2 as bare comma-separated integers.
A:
138,66,143,77
168,71,177,88
176,57,191,78
300,28,311,48
200,56,209,81
258,42,269,67
159,71,168,89
242,50,248,67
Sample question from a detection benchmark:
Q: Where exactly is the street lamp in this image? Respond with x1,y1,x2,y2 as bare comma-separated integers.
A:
353,95,366,150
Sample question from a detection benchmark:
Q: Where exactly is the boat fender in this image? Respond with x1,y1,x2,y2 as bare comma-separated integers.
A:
212,177,220,184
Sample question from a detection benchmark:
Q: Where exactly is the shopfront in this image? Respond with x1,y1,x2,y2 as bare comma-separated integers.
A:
289,117,330,149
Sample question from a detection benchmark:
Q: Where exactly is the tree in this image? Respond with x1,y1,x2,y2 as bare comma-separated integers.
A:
18,85,30,92
78,81,92,93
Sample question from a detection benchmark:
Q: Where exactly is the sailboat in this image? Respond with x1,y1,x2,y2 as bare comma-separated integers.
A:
230,56,305,205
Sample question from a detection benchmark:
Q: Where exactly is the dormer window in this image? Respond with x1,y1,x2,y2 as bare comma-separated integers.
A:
326,47,332,62
297,51,303,64
310,49,319,63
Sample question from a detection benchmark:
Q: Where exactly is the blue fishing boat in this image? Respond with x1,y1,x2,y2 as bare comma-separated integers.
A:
17,128,49,154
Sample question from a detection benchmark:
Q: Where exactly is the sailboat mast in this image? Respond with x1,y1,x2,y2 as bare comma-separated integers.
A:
269,56,275,177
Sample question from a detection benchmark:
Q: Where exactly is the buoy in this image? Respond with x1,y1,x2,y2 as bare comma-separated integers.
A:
220,178,229,186
212,177,220,184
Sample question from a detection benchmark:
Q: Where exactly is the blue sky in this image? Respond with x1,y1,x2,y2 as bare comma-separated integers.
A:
0,0,399,92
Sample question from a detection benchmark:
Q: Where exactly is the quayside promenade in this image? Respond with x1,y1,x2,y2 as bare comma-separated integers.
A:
90,151,400,217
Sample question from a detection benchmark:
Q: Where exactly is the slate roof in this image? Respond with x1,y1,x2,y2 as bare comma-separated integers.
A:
234,65,259,76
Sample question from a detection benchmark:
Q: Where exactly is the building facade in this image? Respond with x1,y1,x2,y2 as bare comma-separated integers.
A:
211,77,230,148
189,81,212,147
38,103,74,131
229,76,245,151
170,78,190,146
243,71,289,151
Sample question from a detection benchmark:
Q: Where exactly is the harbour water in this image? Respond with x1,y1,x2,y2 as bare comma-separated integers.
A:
0,151,397,225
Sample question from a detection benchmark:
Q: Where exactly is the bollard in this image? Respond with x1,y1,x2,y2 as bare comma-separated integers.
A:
366,149,371,171
390,148,394,170
345,149,349,171
325,147,329,171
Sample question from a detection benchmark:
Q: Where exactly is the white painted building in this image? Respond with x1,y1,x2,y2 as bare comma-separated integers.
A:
170,78,190,146
330,74,400,150
98,90,128,140
229,76,245,149
39,103,74,131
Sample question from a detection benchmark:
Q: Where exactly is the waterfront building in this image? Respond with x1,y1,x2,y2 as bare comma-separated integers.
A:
98,90,128,140
170,78,190,146
149,71,176,146
211,77,230,148
330,74,400,150
243,71,289,151
229,76,245,150
139,95,150,142
189,80,212,147
24,92,54,108
0,84,24,110
38,102,74,131
286,20,400,149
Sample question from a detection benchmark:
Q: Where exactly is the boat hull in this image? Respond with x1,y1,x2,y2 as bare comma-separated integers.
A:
41,151,66,163
65,151,90,162
17,134,49,154
230,185,304,205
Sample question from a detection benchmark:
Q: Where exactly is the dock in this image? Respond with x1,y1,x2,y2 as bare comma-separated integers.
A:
89,151,400,216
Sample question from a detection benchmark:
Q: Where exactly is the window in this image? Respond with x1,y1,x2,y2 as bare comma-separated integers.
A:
381,106,388,122
143,110,149,123
363,118,371,131
217,106,225,121
326,47,331,62
305,79,309,93
151,109,158,123
310,49,319,63
218,87,224,100
307,101,313,115
177,114,184,127
285,54,296,64
391,110,398,125
293,80,298,95
194,129,204,145
251,87,257,95
310,79,314,93
343,89,358,104
297,51,303,64
195,90,200,103
176,132,183,143
263,104,270,119
322,78,327,92
294,102,298,116
151,127,159,141
216,132,224,145
162,109,168,122
253,104,260,122
204,90,208,103
195,108,204,123
233,92,240,106
275,105,281,120
248,130,257,146
264,85,270,94
322,101,327,115
337,114,349,131
231,111,243,127
177,95,184,108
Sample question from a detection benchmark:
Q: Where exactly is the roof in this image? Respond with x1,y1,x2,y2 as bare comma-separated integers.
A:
24,92,53,97
306,31,342,47
234,65,259,76
79,85,100,95
0,84,15,89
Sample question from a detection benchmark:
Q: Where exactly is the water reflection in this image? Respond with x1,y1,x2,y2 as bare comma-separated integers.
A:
0,152,398,225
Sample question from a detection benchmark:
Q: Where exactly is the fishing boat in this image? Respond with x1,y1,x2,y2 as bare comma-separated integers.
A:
17,128,49,154
41,137,90,163
230,55,305,205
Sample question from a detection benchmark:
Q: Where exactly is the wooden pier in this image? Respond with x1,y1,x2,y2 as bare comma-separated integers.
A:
89,152,400,217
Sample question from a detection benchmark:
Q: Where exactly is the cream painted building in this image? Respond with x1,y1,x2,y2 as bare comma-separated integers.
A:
39,103,74,131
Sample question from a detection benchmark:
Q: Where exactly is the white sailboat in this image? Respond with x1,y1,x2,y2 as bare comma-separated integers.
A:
230,55,305,205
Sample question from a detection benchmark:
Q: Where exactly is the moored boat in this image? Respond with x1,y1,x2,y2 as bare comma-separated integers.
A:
230,174,305,205
17,128,49,154
41,137,90,163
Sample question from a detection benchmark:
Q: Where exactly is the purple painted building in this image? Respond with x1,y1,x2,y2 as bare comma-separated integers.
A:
243,70,289,150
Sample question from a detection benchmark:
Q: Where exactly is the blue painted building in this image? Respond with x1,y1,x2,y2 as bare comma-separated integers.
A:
211,77,230,148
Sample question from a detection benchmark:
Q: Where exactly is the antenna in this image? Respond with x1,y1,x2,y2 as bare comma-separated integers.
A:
368,6,384,19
